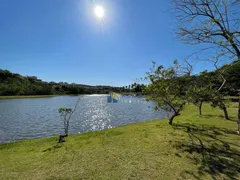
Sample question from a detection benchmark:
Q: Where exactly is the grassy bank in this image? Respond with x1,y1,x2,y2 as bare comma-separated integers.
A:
0,103,239,180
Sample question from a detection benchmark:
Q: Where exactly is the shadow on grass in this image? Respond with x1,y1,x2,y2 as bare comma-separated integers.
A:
200,114,224,118
42,143,76,165
42,143,64,152
173,123,240,180
200,114,237,122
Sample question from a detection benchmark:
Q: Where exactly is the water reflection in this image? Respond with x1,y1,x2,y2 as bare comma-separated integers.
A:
0,95,167,143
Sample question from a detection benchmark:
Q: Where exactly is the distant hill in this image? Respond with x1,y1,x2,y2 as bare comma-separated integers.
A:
203,61,240,96
219,61,240,95
1,61,239,96
0,70,122,96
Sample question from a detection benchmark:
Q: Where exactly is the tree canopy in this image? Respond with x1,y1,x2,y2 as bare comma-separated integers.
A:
0,69,122,96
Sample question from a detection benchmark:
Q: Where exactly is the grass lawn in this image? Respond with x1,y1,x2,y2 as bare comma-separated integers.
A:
0,103,239,180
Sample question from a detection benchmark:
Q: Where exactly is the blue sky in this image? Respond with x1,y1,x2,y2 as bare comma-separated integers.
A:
0,0,213,86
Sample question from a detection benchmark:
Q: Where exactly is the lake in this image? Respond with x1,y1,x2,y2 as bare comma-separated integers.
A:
0,95,167,143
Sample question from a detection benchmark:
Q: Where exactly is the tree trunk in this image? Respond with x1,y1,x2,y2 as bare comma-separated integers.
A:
168,115,174,125
199,102,203,116
222,106,230,120
58,135,67,143
168,113,179,125
65,121,69,136
237,98,240,134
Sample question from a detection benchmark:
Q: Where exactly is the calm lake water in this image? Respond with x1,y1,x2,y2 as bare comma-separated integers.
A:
0,95,167,143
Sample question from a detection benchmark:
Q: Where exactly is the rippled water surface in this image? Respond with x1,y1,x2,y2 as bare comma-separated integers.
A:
0,95,167,143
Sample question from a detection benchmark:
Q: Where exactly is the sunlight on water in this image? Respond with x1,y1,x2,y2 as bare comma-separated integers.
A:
0,95,167,143
84,94,108,97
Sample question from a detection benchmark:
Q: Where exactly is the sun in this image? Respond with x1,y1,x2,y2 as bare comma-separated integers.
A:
94,5,104,19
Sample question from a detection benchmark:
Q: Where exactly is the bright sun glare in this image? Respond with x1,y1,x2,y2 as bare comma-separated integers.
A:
94,5,104,19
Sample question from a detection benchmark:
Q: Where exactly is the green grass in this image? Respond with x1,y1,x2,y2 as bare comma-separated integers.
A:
0,103,239,180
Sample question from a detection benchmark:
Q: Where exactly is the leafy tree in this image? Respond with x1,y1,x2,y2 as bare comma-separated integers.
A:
172,0,240,129
58,108,73,137
210,92,230,120
67,86,85,95
133,83,146,93
187,87,209,115
144,61,189,125
187,69,230,119
187,71,213,115
0,69,123,96
131,84,134,89
58,97,82,142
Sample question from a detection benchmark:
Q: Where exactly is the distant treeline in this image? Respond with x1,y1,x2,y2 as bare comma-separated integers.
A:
0,70,124,96
1,61,239,96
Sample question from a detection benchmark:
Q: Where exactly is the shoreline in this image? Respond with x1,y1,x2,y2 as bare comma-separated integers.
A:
0,103,239,179
0,103,238,145
0,118,167,145
0,95,64,99
0,94,86,99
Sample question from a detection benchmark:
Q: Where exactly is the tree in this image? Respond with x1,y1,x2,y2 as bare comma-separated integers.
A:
187,70,216,115
172,0,240,129
172,0,240,60
133,84,145,93
58,108,73,137
210,91,230,120
186,68,231,119
187,87,209,115
131,84,134,90
58,96,82,142
144,60,190,125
